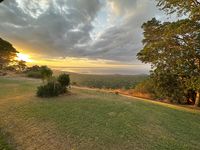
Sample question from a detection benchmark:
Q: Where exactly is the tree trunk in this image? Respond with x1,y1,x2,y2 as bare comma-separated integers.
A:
195,91,200,107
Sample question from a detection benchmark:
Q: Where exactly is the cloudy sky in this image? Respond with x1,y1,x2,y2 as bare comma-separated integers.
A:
0,0,167,74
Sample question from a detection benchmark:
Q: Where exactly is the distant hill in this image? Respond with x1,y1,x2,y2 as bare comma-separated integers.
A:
53,70,148,89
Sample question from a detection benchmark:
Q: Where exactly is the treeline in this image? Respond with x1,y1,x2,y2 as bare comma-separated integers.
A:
70,73,147,89
24,65,53,80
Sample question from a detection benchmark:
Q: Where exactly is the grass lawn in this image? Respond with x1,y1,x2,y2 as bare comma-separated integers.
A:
0,77,200,150
0,131,11,150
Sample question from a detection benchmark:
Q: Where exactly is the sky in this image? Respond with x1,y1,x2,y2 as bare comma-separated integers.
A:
0,0,167,74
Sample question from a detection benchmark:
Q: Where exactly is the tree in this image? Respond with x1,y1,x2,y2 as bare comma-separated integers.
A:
137,0,200,106
156,0,200,21
0,38,18,70
0,0,4,3
17,60,27,72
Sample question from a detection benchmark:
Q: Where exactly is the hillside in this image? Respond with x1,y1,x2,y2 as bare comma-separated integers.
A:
0,77,200,150
53,70,148,89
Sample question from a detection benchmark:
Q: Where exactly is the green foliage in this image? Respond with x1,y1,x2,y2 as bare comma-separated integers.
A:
26,65,41,72
0,37,18,70
137,0,200,104
57,74,70,87
152,72,185,103
156,0,200,20
40,66,53,81
134,78,157,96
37,81,62,98
37,74,70,98
25,65,53,80
0,129,12,150
0,136,12,150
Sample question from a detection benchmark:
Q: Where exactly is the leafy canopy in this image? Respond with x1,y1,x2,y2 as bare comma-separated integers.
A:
137,0,200,103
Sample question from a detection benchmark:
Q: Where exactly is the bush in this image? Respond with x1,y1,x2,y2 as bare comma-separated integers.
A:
25,65,40,73
25,65,52,80
37,81,62,98
37,74,71,98
40,66,53,81
57,74,70,87
134,78,159,98
27,71,43,78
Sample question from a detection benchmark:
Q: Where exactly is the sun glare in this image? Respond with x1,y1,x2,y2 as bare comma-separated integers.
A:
16,53,33,62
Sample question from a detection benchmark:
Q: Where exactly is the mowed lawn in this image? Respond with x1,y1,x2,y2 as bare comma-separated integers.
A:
0,77,200,150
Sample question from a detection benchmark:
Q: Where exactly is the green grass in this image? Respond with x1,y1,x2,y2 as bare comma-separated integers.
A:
0,131,12,150
0,77,200,149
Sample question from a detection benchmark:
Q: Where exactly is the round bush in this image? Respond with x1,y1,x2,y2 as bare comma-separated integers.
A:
37,81,62,98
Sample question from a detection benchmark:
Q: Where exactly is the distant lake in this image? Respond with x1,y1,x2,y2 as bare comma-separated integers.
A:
52,66,150,75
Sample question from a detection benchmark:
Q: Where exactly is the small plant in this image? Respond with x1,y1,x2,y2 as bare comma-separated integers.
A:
37,81,62,98
57,74,70,93
57,74,70,86
37,74,71,98
40,66,53,82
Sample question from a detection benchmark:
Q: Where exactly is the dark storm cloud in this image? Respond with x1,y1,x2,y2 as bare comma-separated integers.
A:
0,0,163,62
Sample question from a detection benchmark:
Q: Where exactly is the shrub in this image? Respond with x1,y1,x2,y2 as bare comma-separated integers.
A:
37,73,71,98
25,65,40,72
40,66,53,81
27,71,43,78
134,78,159,99
37,81,62,98
25,65,52,80
57,74,70,87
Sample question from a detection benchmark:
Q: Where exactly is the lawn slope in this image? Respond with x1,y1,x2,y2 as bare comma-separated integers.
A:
0,77,200,150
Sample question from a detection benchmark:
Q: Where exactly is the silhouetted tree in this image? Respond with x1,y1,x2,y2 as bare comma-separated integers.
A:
17,60,27,72
0,38,18,70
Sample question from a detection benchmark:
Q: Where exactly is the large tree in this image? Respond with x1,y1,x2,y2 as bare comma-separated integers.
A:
137,0,200,106
0,38,18,70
